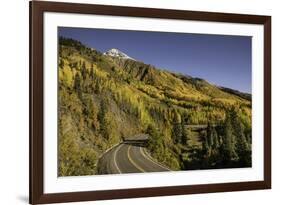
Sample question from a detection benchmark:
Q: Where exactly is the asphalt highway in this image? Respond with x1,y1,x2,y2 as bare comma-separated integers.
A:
97,141,170,174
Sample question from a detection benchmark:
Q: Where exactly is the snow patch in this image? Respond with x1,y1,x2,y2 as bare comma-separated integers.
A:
103,48,135,60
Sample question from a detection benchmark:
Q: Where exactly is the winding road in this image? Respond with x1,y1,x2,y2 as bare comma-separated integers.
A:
97,135,170,174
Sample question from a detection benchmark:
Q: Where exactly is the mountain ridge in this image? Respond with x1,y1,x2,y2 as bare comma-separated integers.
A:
104,51,251,103
102,46,251,98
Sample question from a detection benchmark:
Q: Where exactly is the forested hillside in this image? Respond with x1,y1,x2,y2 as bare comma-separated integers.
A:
58,37,252,176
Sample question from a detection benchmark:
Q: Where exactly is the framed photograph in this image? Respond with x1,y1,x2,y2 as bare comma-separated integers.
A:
30,1,271,204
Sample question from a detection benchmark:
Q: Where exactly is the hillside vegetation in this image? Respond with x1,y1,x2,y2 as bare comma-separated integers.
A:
58,37,252,176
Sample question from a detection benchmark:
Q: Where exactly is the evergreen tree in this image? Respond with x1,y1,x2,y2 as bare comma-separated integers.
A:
211,127,219,150
90,64,94,79
181,113,190,145
74,73,81,98
94,78,103,94
98,100,110,140
206,123,214,149
229,107,251,166
81,61,87,80
202,135,210,157
233,115,251,166
221,114,237,163
203,123,219,159
181,125,190,145
172,112,182,144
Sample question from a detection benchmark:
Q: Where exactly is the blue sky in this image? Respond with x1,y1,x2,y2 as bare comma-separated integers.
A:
59,27,252,93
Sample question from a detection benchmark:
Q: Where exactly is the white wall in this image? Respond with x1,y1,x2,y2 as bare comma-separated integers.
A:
0,0,279,204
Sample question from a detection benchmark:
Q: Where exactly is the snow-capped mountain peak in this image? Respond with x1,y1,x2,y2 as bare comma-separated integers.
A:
103,48,134,60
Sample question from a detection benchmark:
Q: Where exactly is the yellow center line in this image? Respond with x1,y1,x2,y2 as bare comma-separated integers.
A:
127,145,145,173
113,144,122,174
